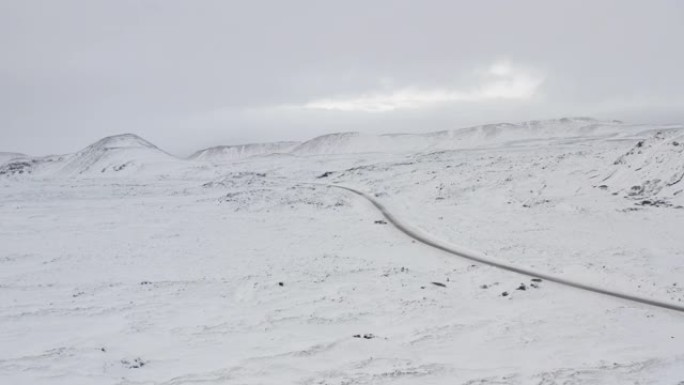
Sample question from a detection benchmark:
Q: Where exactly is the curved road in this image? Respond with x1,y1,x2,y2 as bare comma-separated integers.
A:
323,183,684,314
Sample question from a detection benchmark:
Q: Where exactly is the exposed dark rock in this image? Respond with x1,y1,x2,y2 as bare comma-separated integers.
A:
0,161,33,176
121,357,146,369
637,199,672,208
353,333,376,339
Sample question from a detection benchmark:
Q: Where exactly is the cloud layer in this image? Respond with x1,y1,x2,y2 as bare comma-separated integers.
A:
1,1,683,155
301,62,544,112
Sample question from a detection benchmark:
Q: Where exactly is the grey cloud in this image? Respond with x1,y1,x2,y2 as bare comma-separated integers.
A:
1,0,683,156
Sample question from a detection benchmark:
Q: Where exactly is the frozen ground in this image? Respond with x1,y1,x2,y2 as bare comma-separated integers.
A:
1,118,684,384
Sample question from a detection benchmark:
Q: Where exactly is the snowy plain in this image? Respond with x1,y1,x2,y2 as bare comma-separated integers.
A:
1,118,684,384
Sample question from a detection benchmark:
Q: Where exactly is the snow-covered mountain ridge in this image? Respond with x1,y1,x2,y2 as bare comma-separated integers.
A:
0,117,629,162
2,117,683,205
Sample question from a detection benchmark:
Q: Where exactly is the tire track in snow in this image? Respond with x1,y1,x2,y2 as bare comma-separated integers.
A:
322,183,684,314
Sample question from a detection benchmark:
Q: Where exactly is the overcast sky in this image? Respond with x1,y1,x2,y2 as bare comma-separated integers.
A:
1,0,683,156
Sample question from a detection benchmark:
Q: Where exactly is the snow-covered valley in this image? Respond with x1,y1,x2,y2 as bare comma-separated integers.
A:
1,118,684,384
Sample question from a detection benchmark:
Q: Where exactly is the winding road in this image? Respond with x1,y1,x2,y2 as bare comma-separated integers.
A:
324,183,684,314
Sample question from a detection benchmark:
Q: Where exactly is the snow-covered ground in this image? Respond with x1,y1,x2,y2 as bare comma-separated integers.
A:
1,118,683,384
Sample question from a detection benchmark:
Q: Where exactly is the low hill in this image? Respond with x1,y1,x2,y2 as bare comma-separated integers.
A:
0,134,182,177
190,141,300,162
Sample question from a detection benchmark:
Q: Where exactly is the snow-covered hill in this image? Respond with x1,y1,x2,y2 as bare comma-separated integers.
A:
291,118,667,155
602,129,684,204
0,134,185,178
0,153,30,177
290,132,434,155
427,117,629,147
190,141,300,162
58,133,179,176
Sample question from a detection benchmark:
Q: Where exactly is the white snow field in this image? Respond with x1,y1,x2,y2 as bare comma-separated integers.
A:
1,118,684,384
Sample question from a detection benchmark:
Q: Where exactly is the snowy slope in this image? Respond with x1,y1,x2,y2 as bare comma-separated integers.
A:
2,117,684,384
190,141,300,162
602,129,684,204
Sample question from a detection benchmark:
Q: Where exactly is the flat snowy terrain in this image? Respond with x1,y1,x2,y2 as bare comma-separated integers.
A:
1,118,684,384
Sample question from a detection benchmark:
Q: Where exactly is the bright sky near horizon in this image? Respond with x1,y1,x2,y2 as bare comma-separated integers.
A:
1,0,683,156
